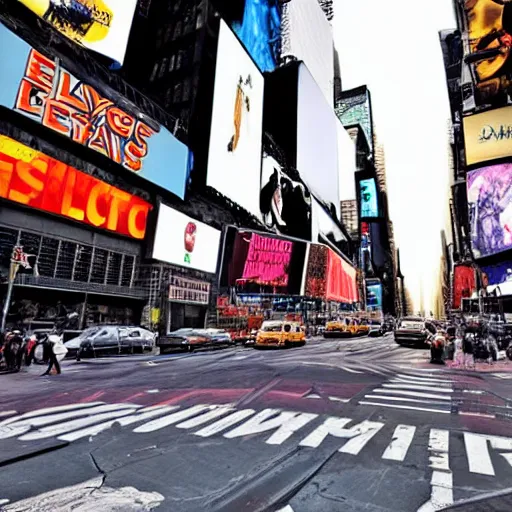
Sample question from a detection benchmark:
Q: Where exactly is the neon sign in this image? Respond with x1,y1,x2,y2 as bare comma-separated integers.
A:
0,135,151,239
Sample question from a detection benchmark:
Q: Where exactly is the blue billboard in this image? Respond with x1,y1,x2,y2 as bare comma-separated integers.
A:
481,262,512,286
360,178,378,218
366,281,383,311
229,0,281,72
0,23,189,199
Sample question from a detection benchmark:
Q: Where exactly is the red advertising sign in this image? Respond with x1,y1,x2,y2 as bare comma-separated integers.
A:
452,264,477,310
0,135,151,239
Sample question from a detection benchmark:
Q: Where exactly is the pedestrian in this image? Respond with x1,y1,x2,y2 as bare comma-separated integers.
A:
453,336,464,367
41,335,61,376
462,333,475,370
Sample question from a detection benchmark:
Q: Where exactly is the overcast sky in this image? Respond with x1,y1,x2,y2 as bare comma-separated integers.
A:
333,0,457,313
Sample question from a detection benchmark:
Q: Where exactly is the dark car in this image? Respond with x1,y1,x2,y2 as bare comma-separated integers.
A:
368,321,385,337
158,328,233,353
65,326,157,359
394,317,436,346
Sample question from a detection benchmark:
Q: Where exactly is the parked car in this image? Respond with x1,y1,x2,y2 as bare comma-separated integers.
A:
158,328,233,353
254,321,305,348
65,326,157,359
394,317,436,346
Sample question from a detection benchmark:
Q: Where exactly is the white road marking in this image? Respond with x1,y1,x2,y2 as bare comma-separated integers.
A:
133,405,213,433
224,409,318,445
58,406,178,442
382,425,416,461
364,395,449,406
372,389,452,400
299,417,384,454
176,406,234,430
328,396,350,403
464,432,512,476
0,411,16,419
0,402,104,427
276,506,294,512
417,429,453,512
396,374,452,384
391,378,452,388
0,404,138,440
340,366,363,374
19,407,142,441
359,402,450,414
382,384,453,393
194,409,255,438
146,389,160,394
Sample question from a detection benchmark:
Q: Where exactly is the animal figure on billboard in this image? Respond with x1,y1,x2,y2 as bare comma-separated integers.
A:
228,74,252,153
15,49,158,173
468,164,512,257
19,0,113,44
184,222,197,264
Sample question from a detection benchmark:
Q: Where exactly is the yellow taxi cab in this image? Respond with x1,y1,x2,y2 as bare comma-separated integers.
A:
255,320,306,348
355,320,370,336
324,318,370,338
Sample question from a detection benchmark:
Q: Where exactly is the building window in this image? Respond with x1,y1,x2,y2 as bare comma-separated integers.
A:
74,245,93,282
121,255,135,287
173,82,182,103
175,51,183,70
106,252,123,285
169,54,176,72
173,21,182,40
38,237,59,278
149,62,159,82
159,58,168,79
182,78,191,102
90,248,108,284
55,241,76,280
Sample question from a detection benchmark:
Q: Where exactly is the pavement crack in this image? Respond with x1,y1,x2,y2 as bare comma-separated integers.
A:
89,451,107,489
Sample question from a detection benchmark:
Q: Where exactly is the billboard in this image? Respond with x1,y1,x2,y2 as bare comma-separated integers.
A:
481,261,512,295
303,243,359,303
152,204,221,274
360,178,378,218
467,163,512,258
17,0,137,68
297,63,340,218
463,106,512,165
461,0,512,104
260,154,312,241
0,24,190,199
207,20,264,217
224,0,281,73
0,134,151,239
335,87,373,154
221,228,307,295
452,264,477,309
337,121,357,201
281,0,334,105
366,281,383,311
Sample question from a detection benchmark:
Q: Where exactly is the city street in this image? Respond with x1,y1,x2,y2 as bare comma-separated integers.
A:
1,335,511,511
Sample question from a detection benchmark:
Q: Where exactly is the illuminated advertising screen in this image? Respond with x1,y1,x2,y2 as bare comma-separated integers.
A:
223,0,281,73
360,178,378,218
303,243,359,303
152,204,221,274
336,87,373,155
467,163,512,258
0,24,190,199
260,154,312,241
481,261,512,295
221,228,306,295
463,106,512,165
366,281,383,311
452,264,477,309
17,0,137,68
297,63,340,218
0,135,151,239
207,20,264,217
281,0,334,104
461,0,512,104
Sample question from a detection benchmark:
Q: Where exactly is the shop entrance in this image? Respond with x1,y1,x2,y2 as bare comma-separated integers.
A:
169,302,207,331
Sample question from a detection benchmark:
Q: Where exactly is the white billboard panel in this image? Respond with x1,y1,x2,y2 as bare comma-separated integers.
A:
337,121,357,201
153,204,221,274
297,63,340,218
207,20,264,218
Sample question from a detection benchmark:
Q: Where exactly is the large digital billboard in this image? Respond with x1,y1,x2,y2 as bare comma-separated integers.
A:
281,0,334,105
359,178,378,218
366,280,383,311
152,204,221,274
0,134,151,239
463,106,512,165
481,261,512,295
17,0,137,68
336,87,373,155
452,264,477,309
303,243,358,303
220,228,307,295
467,163,512,258
207,20,264,218
0,24,190,199
260,154,312,241
297,63,339,218
461,0,512,104
223,0,281,73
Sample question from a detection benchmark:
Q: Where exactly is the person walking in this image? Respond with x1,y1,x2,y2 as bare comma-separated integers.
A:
41,336,61,376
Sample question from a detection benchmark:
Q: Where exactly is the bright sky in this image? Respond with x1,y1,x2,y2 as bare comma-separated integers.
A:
333,0,457,313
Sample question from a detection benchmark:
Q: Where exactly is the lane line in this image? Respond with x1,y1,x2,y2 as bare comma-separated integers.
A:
339,366,363,374
359,402,450,414
382,424,416,461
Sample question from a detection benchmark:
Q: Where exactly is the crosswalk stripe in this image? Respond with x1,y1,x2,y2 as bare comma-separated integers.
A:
133,405,214,433
340,366,363,374
372,389,452,400
364,395,450,407
390,378,453,388
396,374,453,384
359,401,450,414
382,384,453,393
382,425,416,461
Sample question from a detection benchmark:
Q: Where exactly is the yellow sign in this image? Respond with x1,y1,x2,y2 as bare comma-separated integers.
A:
463,106,512,165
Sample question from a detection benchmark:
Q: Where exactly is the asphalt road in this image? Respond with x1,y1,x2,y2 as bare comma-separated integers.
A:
1,334,511,512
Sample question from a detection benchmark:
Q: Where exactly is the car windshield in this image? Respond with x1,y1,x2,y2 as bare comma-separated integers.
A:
261,324,283,332
77,327,102,339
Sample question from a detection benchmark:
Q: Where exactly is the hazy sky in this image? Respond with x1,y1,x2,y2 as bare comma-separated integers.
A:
333,0,457,312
